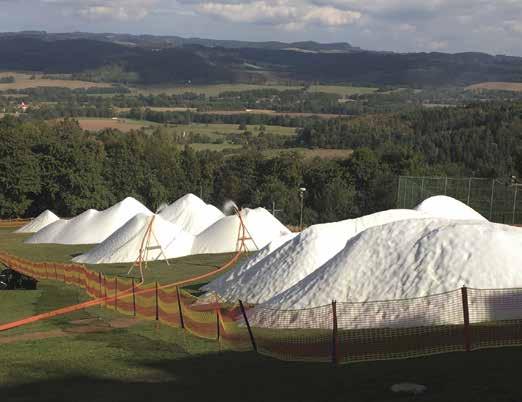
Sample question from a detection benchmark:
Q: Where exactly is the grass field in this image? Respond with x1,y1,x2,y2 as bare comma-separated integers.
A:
466,82,522,92
0,72,113,91
3,227,522,401
132,83,378,97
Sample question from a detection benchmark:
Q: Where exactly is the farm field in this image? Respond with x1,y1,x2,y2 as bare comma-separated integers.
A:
131,83,379,97
466,82,522,92
0,72,114,91
3,227,522,401
76,118,156,132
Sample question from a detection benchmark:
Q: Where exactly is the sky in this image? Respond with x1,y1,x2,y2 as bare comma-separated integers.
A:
1,0,522,56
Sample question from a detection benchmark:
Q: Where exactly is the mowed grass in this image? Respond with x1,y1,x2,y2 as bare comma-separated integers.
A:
466,82,522,92
0,71,113,90
164,123,296,137
4,230,522,400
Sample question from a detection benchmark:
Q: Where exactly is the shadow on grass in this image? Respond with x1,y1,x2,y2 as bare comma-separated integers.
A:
4,347,522,402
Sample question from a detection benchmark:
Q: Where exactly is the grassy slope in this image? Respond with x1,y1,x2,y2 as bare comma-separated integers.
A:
2,229,522,401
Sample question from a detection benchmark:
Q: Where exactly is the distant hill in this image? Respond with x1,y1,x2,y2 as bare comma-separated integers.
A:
1,33,522,87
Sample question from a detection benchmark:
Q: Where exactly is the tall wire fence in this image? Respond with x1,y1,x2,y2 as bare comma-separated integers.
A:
397,176,522,224
4,252,522,365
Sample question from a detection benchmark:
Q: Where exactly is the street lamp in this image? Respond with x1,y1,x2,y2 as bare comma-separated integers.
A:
298,187,306,230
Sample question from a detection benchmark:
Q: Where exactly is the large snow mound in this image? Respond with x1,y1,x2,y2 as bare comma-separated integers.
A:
158,194,224,235
205,209,428,304
73,213,195,264
201,232,298,293
26,197,152,245
251,219,522,329
415,195,487,221
15,210,60,233
192,208,290,255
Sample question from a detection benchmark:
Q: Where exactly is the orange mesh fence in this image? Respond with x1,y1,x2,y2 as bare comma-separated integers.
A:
247,304,333,363
115,277,136,317
468,287,522,351
158,286,181,327
0,218,31,228
219,304,253,352
180,289,219,340
135,283,157,321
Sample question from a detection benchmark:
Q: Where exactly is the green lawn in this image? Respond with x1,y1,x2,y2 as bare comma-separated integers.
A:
3,228,522,401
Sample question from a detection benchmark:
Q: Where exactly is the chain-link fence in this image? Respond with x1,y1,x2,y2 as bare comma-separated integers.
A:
397,176,522,224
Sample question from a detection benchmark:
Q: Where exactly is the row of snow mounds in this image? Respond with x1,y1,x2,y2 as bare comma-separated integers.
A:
191,207,291,255
158,194,224,235
15,210,60,233
414,195,487,221
203,209,430,304
249,219,522,329
74,207,290,264
73,213,195,264
26,197,153,245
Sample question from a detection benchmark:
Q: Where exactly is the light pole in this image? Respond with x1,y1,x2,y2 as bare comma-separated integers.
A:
299,187,306,230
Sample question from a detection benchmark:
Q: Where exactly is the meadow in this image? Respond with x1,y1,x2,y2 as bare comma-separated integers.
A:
0,72,113,91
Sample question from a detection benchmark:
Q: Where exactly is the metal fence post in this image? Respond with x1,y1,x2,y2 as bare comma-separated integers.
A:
115,277,118,312
444,176,448,195
176,286,185,329
396,176,402,208
466,177,472,205
155,281,159,321
132,277,136,317
489,179,495,220
98,272,102,299
239,300,257,352
332,300,339,365
513,185,518,225
461,287,471,352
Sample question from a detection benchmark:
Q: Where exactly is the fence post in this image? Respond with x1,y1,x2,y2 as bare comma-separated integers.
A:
216,309,221,341
132,278,136,317
332,300,339,365
98,272,102,299
115,277,118,312
396,176,402,208
239,300,257,353
54,265,58,280
176,286,185,329
513,185,518,225
444,176,448,195
155,281,159,321
461,287,471,352
489,179,495,220
466,177,472,205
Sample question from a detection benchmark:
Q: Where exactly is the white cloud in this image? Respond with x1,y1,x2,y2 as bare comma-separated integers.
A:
42,0,158,20
197,0,360,28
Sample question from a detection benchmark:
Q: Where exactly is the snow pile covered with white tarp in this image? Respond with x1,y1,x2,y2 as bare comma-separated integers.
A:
26,197,152,245
15,210,60,233
158,194,224,235
414,195,487,221
73,213,195,264
203,209,428,304
248,219,522,329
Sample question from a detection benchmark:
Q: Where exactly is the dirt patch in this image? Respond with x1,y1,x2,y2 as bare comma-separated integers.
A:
77,118,151,132
0,329,67,344
467,82,522,92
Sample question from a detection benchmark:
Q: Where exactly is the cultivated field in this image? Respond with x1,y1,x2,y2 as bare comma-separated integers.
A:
131,83,379,97
0,72,114,91
76,118,155,132
466,82,522,92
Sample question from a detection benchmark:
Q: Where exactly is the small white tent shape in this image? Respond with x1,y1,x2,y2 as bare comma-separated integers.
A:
15,210,59,233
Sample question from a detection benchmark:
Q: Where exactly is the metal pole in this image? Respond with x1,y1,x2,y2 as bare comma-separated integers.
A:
466,177,472,205
513,185,518,225
239,300,257,352
461,287,471,352
332,300,339,365
489,179,495,220
132,278,136,317
176,286,185,329
396,176,402,208
155,281,159,321
444,176,448,195
299,194,304,230
115,277,118,312
420,177,425,201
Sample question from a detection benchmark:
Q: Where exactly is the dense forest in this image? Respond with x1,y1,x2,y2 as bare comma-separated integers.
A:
2,101,521,223
2,36,522,86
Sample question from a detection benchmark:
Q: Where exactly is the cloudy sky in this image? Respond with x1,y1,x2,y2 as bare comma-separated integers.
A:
1,0,522,55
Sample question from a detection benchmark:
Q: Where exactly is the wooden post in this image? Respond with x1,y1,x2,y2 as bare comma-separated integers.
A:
332,300,339,365
155,281,159,321
98,272,102,299
216,309,221,341
115,277,118,312
239,300,257,352
461,287,471,352
132,278,136,317
176,286,185,329
54,265,58,280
